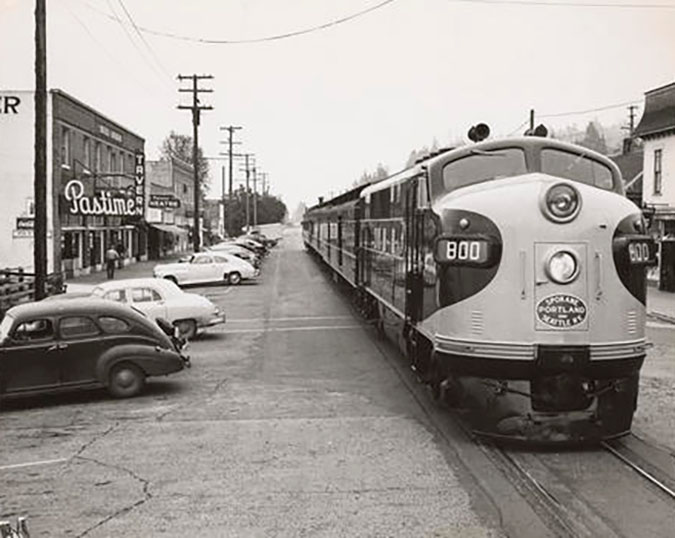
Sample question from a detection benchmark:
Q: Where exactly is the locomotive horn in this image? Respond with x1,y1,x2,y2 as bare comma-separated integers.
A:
534,124,548,137
468,123,490,142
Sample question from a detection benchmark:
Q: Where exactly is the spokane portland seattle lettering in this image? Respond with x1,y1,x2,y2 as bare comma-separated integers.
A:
64,179,139,216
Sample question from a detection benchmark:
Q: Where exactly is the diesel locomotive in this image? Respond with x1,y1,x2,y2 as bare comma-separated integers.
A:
302,128,656,443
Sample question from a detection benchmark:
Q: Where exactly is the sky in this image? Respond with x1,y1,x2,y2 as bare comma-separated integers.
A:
1,0,675,215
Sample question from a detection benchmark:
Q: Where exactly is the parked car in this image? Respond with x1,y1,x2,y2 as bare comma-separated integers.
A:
153,252,258,287
91,278,225,339
207,242,261,268
234,237,267,257
0,298,188,400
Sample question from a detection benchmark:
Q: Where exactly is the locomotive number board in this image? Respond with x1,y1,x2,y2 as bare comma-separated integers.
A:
627,239,657,266
434,236,494,266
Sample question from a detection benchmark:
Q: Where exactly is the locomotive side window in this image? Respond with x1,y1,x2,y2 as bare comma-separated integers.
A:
442,148,527,192
541,149,614,191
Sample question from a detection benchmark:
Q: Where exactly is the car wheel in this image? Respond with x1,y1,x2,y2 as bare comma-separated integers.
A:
164,275,179,285
108,362,145,398
228,272,242,285
174,319,197,340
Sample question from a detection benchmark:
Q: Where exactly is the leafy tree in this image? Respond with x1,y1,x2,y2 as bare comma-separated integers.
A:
353,162,389,187
223,186,287,236
160,131,210,197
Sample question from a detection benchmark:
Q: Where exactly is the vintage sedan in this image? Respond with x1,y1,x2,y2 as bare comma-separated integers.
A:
153,252,258,287
91,278,224,339
207,242,261,268
0,298,188,400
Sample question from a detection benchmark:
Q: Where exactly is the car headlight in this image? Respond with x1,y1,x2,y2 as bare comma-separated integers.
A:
546,250,579,284
543,183,581,223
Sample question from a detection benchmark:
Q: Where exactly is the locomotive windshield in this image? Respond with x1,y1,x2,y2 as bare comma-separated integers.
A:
540,148,614,191
442,148,527,191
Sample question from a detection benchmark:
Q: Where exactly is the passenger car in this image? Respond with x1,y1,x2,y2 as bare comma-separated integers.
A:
153,252,258,286
0,298,188,400
207,242,261,268
91,278,225,339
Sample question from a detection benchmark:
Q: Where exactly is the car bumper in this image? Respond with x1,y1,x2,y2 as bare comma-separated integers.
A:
199,314,226,328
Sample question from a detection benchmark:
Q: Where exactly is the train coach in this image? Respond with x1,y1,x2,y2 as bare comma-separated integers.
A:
302,127,656,443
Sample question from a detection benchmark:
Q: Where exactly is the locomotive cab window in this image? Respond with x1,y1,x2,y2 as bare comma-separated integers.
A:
541,149,615,191
442,148,527,192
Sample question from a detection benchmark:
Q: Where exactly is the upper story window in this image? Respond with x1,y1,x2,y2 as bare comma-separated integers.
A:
654,149,663,195
442,148,527,192
94,142,102,172
61,127,71,168
106,146,113,173
83,137,91,170
110,151,118,174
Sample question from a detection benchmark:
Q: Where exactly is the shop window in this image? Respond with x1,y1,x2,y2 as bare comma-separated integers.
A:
61,232,79,260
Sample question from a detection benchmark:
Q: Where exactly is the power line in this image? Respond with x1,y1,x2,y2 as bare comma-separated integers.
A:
115,0,172,79
539,99,641,118
446,0,675,9
80,0,400,44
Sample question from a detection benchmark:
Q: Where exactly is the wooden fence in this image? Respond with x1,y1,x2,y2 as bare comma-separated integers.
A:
0,268,65,318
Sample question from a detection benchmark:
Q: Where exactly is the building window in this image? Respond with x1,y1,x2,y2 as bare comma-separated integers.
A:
95,142,102,172
111,151,118,174
106,146,113,173
654,149,663,195
183,184,188,194
61,126,71,168
83,137,91,170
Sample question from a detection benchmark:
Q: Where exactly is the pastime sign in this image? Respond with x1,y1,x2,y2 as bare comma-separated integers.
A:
64,179,138,216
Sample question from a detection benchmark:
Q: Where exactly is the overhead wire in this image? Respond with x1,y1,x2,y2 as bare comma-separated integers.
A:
80,0,400,44
446,0,675,9
115,0,173,80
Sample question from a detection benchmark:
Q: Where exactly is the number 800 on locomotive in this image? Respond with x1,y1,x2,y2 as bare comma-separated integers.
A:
302,126,656,443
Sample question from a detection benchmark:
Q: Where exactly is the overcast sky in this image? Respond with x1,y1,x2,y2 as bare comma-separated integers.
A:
1,0,674,214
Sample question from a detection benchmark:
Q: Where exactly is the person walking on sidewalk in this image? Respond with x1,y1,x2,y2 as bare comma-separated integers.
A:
105,246,120,279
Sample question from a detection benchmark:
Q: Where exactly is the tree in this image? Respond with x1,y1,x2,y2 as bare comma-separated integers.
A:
353,162,389,187
576,122,608,155
223,186,287,236
160,131,210,197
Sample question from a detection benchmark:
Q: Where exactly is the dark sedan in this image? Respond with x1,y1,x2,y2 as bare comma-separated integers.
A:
0,298,189,400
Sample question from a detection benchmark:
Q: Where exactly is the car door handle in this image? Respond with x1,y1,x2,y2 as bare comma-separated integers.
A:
47,343,69,352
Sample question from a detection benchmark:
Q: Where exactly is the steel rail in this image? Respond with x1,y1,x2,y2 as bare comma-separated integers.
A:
601,441,675,500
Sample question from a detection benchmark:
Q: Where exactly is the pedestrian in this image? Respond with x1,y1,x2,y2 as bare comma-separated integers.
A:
105,245,120,279
116,242,125,269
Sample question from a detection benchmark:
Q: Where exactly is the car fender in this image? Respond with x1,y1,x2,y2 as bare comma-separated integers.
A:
96,344,184,383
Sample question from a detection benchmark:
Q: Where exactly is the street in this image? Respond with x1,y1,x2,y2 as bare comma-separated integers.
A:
0,228,501,537
2,227,675,537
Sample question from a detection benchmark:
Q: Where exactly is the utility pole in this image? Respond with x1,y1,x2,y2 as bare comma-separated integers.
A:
252,165,258,228
240,154,255,232
219,125,242,235
626,105,638,136
177,74,213,252
34,0,47,299
260,172,269,195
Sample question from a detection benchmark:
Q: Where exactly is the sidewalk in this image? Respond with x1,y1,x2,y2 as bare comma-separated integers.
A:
64,255,182,288
647,286,675,323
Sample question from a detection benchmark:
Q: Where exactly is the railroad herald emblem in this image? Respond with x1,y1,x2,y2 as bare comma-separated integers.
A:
536,294,587,329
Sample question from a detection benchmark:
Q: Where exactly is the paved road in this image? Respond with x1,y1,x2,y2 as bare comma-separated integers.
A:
0,229,502,537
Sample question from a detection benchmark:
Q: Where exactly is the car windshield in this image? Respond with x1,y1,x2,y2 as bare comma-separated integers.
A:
442,148,528,192
540,148,615,190
0,314,14,342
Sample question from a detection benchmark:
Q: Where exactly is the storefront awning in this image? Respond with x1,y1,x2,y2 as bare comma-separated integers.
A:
149,223,189,235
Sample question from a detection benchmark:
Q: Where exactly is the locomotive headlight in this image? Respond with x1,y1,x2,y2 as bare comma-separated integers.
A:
544,183,581,223
546,250,579,284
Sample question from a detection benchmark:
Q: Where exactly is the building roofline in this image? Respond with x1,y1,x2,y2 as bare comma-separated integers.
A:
644,81,675,96
50,88,145,143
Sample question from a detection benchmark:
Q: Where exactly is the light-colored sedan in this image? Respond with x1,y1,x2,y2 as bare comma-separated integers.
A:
91,278,224,339
153,252,258,287
207,242,260,268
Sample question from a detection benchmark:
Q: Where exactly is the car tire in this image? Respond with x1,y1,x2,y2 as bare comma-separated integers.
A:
164,276,179,286
228,272,242,285
108,362,145,398
174,319,197,340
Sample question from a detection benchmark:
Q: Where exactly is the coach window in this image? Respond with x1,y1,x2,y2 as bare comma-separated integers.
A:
541,149,614,191
442,148,526,192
